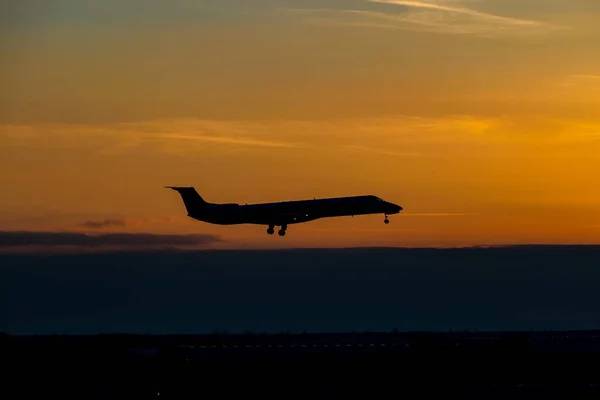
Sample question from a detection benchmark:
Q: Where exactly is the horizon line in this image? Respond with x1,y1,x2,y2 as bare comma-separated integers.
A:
2,243,600,256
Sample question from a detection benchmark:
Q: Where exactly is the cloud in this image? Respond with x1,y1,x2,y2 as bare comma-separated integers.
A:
79,218,126,229
0,118,441,157
571,74,600,80
0,120,307,154
368,0,540,26
340,145,422,157
162,134,305,149
2,114,598,163
562,74,600,89
286,0,561,38
0,231,221,250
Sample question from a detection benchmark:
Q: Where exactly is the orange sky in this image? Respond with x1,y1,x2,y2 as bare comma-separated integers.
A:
1,0,600,249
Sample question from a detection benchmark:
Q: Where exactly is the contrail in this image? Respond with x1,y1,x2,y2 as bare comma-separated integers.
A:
401,213,466,216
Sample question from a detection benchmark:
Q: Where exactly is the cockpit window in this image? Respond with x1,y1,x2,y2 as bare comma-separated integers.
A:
371,196,383,202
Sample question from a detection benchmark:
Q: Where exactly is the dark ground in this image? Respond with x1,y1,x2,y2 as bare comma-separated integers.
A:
3,331,600,398
4,246,600,397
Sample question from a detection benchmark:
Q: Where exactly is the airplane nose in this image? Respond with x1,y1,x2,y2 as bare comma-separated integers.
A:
386,202,402,214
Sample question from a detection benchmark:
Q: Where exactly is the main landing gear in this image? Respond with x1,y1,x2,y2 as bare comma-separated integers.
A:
267,224,287,236
268,216,391,236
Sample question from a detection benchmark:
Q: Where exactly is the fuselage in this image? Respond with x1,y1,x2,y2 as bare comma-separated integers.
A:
190,195,402,226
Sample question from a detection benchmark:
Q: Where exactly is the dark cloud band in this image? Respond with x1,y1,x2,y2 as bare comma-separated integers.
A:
0,231,220,248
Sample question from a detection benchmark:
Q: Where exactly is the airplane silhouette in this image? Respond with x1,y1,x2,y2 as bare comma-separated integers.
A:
166,187,403,236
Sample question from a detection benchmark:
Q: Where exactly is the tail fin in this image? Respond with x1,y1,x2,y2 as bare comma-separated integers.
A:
165,186,209,215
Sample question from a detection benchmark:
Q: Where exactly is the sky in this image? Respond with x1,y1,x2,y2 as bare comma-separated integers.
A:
2,0,600,251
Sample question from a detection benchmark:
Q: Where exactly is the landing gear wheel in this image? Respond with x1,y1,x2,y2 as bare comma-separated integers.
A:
278,224,288,237
267,227,275,235
384,214,390,224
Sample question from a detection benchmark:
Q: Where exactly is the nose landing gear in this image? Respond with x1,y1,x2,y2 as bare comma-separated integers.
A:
384,214,390,224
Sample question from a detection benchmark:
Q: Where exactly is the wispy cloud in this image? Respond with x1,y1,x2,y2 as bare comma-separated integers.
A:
562,74,600,88
0,119,310,155
341,144,422,157
3,114,597,162
79,218,126,229
0,118,442,157
286,0,561,38
162,134,304,148
570,74,600,80
369,0,540,26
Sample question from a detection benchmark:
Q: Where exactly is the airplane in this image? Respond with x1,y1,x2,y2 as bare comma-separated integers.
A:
165,186,403,236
